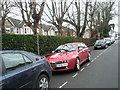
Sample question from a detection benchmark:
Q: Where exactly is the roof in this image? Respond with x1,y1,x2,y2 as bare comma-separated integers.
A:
7,17,24,28
41,24,51,31
0,50,28,54
40,24,58,31
61,42,85,46
62,27,76,33
0,50,43,62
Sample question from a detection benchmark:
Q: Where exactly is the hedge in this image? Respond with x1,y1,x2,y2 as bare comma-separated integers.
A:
2,34,96,56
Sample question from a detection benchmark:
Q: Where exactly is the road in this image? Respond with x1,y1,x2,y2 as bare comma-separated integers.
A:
49,40,119,88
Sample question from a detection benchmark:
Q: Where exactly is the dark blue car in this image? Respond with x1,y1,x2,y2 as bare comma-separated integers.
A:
0,50,52,90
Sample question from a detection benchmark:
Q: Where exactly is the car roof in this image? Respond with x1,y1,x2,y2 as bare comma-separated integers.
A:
0,50,29,54
62,42,85,45
96,39,104,41
104,38,110,39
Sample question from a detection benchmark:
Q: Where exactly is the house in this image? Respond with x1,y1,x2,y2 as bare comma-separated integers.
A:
1,17,58,35
7,17,33,34
41,24,58,36
62,27,76,36
82,29,91,38
0,17,34,34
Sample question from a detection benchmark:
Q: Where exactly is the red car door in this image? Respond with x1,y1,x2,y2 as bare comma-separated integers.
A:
80,43,88,60
77,43,86,63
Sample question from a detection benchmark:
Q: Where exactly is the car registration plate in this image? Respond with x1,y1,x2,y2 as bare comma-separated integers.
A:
97,46,101,48
56,63,68,67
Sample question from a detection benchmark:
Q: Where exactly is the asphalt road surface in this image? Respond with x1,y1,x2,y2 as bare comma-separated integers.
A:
49,40,119,88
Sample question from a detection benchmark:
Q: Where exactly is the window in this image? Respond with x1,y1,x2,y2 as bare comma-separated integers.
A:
55,44,77,53
17,28,19,33
78,43,86,48
25,28,27,33
23,55,32,64
1,53,25,70
0,55,3,76
80,43,87,48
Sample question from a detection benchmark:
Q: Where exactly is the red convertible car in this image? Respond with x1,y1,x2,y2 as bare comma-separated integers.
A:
46,42,91,71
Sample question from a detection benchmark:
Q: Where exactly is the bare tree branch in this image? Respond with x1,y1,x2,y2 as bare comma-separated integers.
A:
15,0,46,34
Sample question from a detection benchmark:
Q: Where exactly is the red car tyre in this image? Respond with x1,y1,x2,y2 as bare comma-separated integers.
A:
75,58,80,71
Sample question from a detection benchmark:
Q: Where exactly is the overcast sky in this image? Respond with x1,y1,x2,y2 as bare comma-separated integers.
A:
8,0,119,32
109,0,119,32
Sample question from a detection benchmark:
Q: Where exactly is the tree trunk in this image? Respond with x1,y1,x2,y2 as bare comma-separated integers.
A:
58,29,63,36
80,2,89,37
76,26,80,38
33,21,39,34
1,17,6,33
56,24,63,36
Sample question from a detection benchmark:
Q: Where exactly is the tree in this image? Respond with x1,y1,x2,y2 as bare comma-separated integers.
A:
94,1,115,37
87,1,99,38
80,0,89,37
43,0,73,36
63,0,89,38
15,0,46,34
101,1,115,37
87,1,115,38
0,0,14,33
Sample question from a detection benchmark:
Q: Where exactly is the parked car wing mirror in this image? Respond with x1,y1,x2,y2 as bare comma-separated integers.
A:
52,51,55,53
78,47,83,51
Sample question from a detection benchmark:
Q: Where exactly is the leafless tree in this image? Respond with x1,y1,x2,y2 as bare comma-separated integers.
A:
87,1,99,38
93,1,115,37
63,0,89,38
15,0,46,34
43,0,73,36
86,0,115,38
0,0,14,33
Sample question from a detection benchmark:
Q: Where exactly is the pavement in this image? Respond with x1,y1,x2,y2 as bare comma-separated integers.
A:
49,40,119,88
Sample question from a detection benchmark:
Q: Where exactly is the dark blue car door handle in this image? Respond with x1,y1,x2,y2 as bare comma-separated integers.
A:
31,68,36,72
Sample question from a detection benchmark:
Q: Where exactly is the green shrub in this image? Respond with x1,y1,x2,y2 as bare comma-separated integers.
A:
2,34,96,56
2,34,75,55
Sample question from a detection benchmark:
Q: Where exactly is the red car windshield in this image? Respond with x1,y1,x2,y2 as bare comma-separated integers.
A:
54,44,77,53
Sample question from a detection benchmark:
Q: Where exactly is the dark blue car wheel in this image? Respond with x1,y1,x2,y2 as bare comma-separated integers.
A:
37,74,49,90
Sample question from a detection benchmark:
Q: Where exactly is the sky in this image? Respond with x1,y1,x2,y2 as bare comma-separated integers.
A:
109,0,119,32
7,0,119,32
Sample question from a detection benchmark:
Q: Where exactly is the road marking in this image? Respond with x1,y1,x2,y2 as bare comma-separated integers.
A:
80,67,85,71
87,63,90,66
59,81,68,88
97,56,99,58
99,53,102,56
91,60,94,62
73,73,78,78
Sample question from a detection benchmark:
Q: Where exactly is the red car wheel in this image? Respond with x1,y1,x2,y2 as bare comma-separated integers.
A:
75,58,80,71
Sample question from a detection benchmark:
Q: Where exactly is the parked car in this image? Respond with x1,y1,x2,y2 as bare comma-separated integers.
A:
110,37,115,44
94,39,108,50
46,42,91,71
104,38,112,46
0,50,52,90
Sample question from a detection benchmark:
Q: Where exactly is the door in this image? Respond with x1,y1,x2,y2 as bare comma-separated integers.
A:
0,54,7,90
78,43,85,63
1,53,36,89
80,43,88,60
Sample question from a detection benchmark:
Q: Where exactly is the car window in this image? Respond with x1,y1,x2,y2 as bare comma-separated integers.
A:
23,55,32,64
79,43,86,48
0,55,3,76
96,40,104,44
1,53,25,70
55,44,77,53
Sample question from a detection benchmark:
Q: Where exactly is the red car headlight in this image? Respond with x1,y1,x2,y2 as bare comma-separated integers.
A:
56,60,70,64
